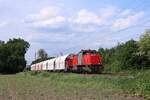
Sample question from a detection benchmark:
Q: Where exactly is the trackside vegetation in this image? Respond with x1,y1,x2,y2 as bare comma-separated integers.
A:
28,71,150,98
0,71,149,100
98,29,150,72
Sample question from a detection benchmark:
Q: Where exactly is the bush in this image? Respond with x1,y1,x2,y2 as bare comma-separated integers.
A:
104,61,122,72
39,71,51,77
28,71,40,76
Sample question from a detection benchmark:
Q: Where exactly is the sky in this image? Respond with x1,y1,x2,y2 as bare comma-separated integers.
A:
0,0,150,64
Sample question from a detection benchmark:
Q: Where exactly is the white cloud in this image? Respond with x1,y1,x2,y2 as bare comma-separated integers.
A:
24,5,145,34
24,6,66,29
70,6,120,32
72,9,103,25
72,6,119,26
69,9,102,32
111,11,144,31
27,6,62,22
31,16,65,28
99,6,120,18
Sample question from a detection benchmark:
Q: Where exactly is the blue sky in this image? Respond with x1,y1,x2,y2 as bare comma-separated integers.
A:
0,0,150,64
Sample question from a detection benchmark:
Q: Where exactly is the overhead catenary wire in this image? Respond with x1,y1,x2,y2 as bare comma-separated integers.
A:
116,18,150,32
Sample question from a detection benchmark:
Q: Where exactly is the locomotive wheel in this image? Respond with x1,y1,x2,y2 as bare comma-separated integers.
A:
91,65,102,74
77,66,83,73
83,65,92,73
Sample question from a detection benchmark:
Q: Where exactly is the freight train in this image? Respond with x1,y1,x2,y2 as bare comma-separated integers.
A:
31,50,103,73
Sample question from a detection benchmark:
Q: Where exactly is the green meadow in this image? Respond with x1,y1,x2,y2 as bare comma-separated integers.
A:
0,70,149,100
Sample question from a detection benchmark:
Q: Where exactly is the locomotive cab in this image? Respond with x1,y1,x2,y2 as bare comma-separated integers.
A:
76,50,103,73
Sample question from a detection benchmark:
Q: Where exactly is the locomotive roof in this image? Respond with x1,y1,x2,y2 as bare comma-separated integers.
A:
79,49,97,54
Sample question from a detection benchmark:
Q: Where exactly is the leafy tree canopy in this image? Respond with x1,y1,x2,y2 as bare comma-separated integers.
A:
0,38,30,74
98,29,150,71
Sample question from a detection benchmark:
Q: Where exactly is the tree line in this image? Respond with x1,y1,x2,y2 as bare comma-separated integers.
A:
0,29,149,74
0,38,29,74
98,29,150,72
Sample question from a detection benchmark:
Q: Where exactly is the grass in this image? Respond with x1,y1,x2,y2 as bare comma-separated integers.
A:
0,70,149,100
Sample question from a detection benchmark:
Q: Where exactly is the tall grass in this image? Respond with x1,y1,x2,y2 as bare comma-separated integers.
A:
26,70,150,99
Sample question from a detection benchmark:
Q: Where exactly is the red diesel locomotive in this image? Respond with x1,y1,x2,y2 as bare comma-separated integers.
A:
66,50,103,73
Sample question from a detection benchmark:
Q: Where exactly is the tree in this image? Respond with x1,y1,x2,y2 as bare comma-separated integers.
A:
138,29,150,68
0,38,30,73
98,30,150,71
119,40,139,69
0,40,4,45
31,49,52,64
99,40,141,71
98,48,110,64
139,29,150,58
37,49,48,59
0,43,7,72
